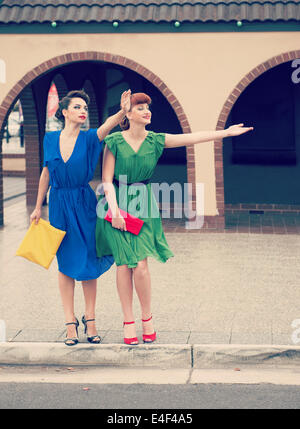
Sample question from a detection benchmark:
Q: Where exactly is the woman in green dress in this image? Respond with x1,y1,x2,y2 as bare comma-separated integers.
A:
95,92,253,345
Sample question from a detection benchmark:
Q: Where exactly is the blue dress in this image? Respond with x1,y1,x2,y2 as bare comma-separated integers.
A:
43,129,114,281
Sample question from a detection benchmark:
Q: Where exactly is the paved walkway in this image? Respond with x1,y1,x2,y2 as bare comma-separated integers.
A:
3,176,26,204
1,177,300,350
4,177,300,233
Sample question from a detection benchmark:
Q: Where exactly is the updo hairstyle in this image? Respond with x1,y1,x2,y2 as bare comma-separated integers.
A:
120,92,152,130
55,89,90,126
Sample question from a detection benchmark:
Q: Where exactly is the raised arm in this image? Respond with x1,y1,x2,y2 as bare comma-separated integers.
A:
97,90,131,141
164,123,254,148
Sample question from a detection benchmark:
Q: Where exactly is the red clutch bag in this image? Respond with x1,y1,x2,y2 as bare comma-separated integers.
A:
104,208,144,235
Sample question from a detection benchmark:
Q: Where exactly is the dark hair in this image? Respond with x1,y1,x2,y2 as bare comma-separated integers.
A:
55,89,90,125
120,92,152,131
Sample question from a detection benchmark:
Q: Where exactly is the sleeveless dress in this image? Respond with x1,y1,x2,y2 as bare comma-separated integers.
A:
43,129,114,281
95,131,174,268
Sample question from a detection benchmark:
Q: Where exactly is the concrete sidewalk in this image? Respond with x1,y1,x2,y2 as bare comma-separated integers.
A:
1,195,300,368
2,342,300,369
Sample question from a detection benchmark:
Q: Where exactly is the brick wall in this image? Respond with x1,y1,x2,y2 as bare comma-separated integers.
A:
0,51,197,227
214,50,300,230
20,85,41,206
0,143,2,226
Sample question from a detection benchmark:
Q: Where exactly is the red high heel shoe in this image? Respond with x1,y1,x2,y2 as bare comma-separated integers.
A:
123,321,139,345
142,315,157,343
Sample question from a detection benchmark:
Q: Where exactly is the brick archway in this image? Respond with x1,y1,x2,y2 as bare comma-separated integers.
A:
0,51,195,226
214,49,300,224
0,52,193,133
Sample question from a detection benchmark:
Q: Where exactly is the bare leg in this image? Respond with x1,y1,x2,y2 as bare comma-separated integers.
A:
58,271,77,339
133,258,155,336
82,278,98,337
116,265,137,341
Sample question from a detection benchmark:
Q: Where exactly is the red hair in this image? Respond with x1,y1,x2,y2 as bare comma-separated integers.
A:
130,92,151,107
120,92,152,130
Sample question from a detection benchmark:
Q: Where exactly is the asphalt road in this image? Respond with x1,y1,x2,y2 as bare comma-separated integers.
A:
1,380,300,410
1,366,300,411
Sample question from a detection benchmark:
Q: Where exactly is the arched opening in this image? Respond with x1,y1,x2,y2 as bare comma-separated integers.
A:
223,61,298,206
0,52,193,227
215,50,300,232
1,99,26,210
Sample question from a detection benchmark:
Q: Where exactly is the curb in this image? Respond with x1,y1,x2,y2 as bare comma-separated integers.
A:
1,343,300,368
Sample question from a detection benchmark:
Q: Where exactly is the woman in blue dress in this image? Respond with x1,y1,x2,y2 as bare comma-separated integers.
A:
30,89,131,345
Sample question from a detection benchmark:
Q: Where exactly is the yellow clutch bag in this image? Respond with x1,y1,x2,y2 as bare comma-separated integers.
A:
16,218,66,269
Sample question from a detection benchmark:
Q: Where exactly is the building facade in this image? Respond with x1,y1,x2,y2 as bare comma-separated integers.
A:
0,0,300,229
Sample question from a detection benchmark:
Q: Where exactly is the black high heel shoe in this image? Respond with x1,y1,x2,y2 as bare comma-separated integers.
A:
82,315,101,344
64,318,79,346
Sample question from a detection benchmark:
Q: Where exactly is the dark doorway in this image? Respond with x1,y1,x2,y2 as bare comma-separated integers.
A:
223,61,300,206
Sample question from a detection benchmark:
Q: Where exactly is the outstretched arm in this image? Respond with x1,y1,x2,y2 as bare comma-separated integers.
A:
164,123,254,148
96,89,131,141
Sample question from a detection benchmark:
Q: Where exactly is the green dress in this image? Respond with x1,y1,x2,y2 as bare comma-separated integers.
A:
95,130,174,268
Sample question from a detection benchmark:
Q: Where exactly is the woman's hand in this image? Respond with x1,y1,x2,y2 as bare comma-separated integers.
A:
97,89,132,141
120,89,131,114
165,123,254,148
112,213,127,232
226,123,254,137
30,207,42,225
29,167,49,223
